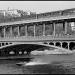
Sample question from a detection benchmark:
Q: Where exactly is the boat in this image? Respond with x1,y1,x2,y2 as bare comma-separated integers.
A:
16,62,27,66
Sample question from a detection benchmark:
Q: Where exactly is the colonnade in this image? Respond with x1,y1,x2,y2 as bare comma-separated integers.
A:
0,21,69,38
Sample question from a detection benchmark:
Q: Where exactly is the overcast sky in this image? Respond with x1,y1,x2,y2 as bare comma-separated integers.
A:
0,1,75,13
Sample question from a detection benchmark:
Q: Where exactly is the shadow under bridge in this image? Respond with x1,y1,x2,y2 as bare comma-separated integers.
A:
0,43,68,56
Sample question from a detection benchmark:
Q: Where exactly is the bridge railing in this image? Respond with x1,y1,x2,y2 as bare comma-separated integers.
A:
0,34,75,42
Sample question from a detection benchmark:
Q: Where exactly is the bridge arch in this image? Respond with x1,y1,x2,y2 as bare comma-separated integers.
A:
49,42,54,45
69,42,75,50
0,42,69,56
55,42,61,47
62,42,68,49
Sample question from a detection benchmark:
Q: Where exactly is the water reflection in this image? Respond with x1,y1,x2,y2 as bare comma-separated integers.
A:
0,55,75,74
0,49,75,74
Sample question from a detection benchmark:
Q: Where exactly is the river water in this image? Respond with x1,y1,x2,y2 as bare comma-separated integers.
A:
0,54,75,74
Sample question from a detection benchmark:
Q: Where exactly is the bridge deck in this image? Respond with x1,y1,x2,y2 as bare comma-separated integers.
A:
0,35,75,42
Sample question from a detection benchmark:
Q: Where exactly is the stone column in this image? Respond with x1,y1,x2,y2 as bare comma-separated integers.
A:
43,23,45,36
68,42,70,50
34,25,35,37
3,27,6,38
18,26,20,37
36,14,37,19
25,25,27,36
54,42,56,46
53,22,55,36
47,42,49,45
61,42,62,48
65,21,67,34
10,26,12,37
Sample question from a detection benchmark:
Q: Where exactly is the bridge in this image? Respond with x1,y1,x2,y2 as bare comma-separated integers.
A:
0,8,75,57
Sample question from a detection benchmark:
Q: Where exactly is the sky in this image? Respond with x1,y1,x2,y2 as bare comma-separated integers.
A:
0,1,75,13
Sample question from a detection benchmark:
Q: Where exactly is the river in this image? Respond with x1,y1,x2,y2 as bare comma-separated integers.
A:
0,53,75,74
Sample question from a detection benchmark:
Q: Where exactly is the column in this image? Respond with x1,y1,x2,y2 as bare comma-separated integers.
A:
53,22,55,36
43,23,45,36
61,42,62,48
18,26,20,36
54,42,56,46
34,25,35,37
25,25,27,36
10,26,12,37
3,27,6,38
47,42,49,45
65,21,67,34
68,42,70,50
36,14,37,19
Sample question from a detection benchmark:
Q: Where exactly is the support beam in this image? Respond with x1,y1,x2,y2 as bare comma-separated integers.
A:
18,26,20,36
61,42,62,48
68,42,70,50
54,42,56,46
10,26,12,37
53,23,55,36
34,25,35,37
25,25,27,36
43,23,45,36
65,22,67,34
3,27,6,38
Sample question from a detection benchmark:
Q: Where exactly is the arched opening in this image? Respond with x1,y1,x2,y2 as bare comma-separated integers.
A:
69,42,75,50
55,42,61,47
9,51,15,55
9,42,12,44
49,42,54,45
43,42,48,44
62,42,68,49
24,51,27,55
6,42,8,45
2,43,5,46
19,51,22,55
0,44,46,56
0,43,1,47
